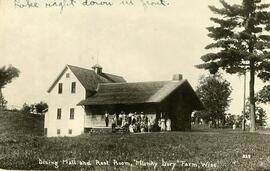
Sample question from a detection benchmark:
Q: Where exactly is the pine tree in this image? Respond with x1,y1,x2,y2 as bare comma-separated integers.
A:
257,85,270,103
196,0,270,132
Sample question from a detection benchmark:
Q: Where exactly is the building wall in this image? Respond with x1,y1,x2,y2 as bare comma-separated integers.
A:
45,67,85,137
85,114,107,128
161,89,193,131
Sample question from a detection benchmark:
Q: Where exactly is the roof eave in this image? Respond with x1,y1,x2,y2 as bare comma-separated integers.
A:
77,101,159,106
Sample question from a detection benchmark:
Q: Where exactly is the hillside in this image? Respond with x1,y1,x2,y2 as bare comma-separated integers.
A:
0,110,44,136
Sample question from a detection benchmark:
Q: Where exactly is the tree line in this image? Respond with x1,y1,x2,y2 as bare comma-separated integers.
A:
193,74,267,128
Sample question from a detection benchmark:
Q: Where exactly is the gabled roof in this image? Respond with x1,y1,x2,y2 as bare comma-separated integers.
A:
47,65,126,93
78,80,204,110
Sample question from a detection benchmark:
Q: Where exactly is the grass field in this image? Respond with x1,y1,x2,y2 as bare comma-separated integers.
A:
1,111,270,170
0,110,44,136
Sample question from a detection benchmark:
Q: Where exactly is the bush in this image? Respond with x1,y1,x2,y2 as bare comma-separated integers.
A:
21,103,32,114
20,102,48,115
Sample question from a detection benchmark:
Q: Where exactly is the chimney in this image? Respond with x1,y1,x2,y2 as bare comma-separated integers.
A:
172,74,183,81
92,64,103,75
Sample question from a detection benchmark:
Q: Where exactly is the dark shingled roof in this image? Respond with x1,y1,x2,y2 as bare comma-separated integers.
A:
99,72,127,83
78,80,203,110
47,65,126,93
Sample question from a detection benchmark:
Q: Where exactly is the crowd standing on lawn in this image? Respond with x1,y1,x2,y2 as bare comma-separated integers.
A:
107,111,171,133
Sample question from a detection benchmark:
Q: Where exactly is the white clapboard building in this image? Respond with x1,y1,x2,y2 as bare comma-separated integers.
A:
45,64,203,137
45,64,126,137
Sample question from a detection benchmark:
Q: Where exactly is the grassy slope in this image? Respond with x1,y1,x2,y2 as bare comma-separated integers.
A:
1,111,270,170
0,110,44,136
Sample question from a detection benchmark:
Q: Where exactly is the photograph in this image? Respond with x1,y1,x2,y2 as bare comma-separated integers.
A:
1,0,270,170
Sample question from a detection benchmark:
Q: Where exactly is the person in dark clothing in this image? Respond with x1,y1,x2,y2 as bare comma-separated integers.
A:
118,111,124,126
105,112,109,127
111,114,117,133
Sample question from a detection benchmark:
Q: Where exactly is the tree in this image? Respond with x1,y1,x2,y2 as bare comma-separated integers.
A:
196,0,270,132
21,103,31,114
244,101,267,127
257,85,270,103
256,106,267,126
0,96,7,110
21,102,48,115
225,113,242,128
35,101,48,114
196,74,232,128
0,65,20,110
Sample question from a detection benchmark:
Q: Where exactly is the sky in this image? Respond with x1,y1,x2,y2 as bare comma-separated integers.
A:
0,0,269,120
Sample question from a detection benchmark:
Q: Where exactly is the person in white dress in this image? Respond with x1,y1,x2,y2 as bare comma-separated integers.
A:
147,119,152,132
122,112,127,127
166,118,171,131
129,124,134,133
160,118,166,131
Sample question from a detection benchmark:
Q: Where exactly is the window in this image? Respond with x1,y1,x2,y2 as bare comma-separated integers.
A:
68,129,72,135
58,83,63,94
57,108,61,120
70,108,74,120
71,82,76,93
44,128,47,136
57,129,61,135
66,73,70,78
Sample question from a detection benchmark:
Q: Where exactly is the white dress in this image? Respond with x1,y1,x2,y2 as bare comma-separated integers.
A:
161,118,166,131
166,119,171,131
121,114,126,127
129,124,134,133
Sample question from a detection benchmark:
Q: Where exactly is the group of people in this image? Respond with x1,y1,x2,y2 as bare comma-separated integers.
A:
111,112,154,133
105,111,172,133
158,116,171,132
